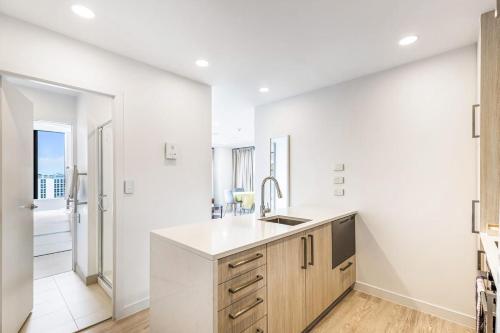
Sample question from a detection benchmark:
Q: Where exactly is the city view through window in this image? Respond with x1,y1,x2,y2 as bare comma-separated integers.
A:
37,131,65,199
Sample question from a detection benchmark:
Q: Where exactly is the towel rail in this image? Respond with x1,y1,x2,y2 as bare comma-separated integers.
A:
477,274,496,333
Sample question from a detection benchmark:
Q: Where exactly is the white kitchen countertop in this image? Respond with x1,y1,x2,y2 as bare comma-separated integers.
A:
151,206,357,260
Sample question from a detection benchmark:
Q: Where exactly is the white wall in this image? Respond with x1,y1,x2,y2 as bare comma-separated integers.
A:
18,86,77,125
212,87,255,147
269,136,289,210
212,147,233,205
0,15,212,318
256,46,477,324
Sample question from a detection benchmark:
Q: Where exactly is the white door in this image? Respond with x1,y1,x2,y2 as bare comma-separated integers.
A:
0,78,34,333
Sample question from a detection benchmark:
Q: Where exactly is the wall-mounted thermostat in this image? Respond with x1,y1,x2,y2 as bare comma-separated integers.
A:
165,142,177,160
334,163,344,171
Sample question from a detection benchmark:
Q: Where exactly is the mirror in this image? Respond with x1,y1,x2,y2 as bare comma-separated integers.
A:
268,135,289,210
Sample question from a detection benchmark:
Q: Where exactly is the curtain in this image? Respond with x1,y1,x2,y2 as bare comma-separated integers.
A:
232,147,255,191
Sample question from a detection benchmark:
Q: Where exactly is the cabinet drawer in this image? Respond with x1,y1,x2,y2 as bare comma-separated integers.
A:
338,255,356,292
218,287,267,333
241,316,267,333
218,245,267,283
218,265,267,310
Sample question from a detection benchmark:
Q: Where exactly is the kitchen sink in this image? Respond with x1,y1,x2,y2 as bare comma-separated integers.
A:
259,215,312,226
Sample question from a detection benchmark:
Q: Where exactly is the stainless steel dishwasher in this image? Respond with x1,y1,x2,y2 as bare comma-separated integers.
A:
332,215,356,268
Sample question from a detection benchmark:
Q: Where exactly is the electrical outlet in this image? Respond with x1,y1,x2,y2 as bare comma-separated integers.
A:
334,188,345,196
334,177,344,184
124,180,135,194
334,163,344,171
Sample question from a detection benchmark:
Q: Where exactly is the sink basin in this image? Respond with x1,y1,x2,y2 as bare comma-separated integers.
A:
259,215,312,226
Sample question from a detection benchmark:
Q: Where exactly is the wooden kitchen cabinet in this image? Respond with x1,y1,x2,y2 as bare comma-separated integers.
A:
479,10,500,232
305,223,335,323
267,232,307,333
267,217,356,333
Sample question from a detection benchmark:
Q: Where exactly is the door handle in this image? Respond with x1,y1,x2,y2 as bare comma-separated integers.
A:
301,236,307,269
308,234,314,266
20,203,38,210
98,201,108,213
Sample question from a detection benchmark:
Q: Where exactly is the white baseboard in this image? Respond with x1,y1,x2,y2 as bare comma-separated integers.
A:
74,264,98,285
115,284,475,328
354,282,475,328
115,297,150,320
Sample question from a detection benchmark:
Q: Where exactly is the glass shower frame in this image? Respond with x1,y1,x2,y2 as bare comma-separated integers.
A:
97,120,113,288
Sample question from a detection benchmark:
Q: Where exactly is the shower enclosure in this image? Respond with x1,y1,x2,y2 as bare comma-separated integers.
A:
97,121,113,288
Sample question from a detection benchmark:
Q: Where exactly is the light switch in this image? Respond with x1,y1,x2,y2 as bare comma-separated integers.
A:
334,188,344,196
165,142,177,160
334,177,344,184
124,180,134,194
334,163,344,171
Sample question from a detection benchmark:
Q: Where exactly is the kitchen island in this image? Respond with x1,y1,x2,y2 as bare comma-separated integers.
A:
150,206,357,333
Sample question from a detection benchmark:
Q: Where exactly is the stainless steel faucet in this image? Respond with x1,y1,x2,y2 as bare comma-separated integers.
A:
260,176,283,217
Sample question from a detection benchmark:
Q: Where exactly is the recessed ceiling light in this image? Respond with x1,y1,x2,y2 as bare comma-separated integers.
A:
71,4,95,19
196,59,209,67
398,35,418,46
259,87,269,93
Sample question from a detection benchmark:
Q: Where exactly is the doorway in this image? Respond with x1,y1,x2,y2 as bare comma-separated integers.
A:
0,76,115,333
33,122,73,279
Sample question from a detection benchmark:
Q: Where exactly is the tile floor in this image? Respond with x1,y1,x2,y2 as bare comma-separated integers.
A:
34,250,73,279
21,271,112,333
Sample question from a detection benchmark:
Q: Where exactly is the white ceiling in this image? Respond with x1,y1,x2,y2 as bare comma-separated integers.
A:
0,0,494,146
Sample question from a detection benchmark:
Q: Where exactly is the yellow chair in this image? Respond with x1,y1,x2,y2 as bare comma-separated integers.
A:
240,192,255,214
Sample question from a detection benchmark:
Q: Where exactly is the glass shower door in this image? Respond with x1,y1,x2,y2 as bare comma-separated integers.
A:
98,121,113,287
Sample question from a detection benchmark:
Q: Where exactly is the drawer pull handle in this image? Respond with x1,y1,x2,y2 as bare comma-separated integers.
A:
228,297,263,319
228,275,264,294
340,262,353,271
228,253,264,269
339,217,352,224
256,329,264,333
308,234,314,266
301,237,307,269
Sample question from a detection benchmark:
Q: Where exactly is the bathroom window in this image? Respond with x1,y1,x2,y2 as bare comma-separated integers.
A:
34,130,66,199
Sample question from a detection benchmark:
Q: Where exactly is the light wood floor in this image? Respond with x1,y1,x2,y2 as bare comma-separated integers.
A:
81,291,473,333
